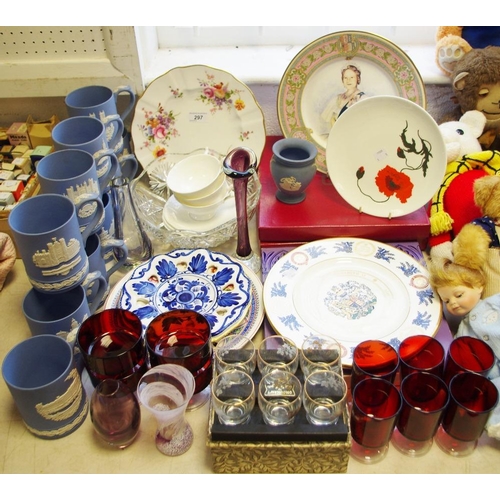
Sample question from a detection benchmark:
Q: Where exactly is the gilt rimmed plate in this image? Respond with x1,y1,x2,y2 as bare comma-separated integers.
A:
263,238,442,367
106,263,264,344
326,95,446,218
117,249,252,339
277,30,426,174
132,64,266,172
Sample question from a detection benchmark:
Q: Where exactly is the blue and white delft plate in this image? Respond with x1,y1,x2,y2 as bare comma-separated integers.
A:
263,237,442,367
118,249,252,339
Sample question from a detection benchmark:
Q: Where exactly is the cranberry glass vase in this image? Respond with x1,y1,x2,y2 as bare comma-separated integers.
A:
90,378,141,449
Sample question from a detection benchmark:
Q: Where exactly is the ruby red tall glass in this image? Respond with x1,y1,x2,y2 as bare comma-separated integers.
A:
350,340,400,395
392,372,449,457
350,377,402,464
398,335,445,380
435,372,499,457
442,337,495,385
145,310,213,410
76,308,147,392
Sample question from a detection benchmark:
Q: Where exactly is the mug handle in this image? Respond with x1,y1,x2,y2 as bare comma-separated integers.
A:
74,195,105,245
100,238,129,277
94,149,120,192
113,85,136,123
101,113,125,153
118,153,139,181
81,270,108,314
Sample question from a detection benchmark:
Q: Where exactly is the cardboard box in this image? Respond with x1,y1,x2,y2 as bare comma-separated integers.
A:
0,175,39,258
26,115,58,148
7,122,31,147
258,137,431,250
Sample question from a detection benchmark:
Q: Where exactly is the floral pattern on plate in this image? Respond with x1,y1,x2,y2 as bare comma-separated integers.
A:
119,250,252,338
263,237,442,366
131,65,266,172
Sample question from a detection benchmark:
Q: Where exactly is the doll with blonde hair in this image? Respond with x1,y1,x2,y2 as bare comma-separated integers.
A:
429,256,500,438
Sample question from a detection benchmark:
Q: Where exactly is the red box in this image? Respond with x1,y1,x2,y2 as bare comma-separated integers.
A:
0,179,25,201
258,137,431,249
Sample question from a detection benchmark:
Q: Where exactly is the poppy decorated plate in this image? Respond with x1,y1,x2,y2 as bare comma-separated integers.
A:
326,95,446,218
116,249,253,339
263,237,442,366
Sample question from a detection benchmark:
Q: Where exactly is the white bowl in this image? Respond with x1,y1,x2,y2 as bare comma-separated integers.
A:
167,153,223,200
176,177,230,207
185,198,226,221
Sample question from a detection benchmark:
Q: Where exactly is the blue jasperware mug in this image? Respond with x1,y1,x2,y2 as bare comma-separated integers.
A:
36,149,105,243
52,116,120,192
8,194,90,293
65,85,135,154
2,335,89,439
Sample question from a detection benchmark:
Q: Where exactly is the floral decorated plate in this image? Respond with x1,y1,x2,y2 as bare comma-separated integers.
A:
106,262,264,344
131,64,266,172
263,237,442,367
117,249,252,339
277,30,426,174
326,95,446,218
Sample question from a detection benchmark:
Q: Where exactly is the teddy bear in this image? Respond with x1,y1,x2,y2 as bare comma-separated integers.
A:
452,175,500,299
450,46,500,150
435,26,500,77
428,110,500,263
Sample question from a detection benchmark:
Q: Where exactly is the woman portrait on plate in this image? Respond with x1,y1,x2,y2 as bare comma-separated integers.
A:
320,64,366,132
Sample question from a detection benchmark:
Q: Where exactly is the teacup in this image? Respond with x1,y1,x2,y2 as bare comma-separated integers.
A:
52,116,120,192
36,149,105,243
167,153,224,202
8,194,90,293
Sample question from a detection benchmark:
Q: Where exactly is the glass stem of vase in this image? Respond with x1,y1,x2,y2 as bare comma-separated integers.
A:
233,176,251,258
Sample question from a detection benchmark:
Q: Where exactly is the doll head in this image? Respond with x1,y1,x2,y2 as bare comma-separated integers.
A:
429,259,485,317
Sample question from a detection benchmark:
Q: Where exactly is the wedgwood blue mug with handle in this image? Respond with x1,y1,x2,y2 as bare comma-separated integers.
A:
36,149,105,243
52,116,120,192
2,334,88,439
65,85,135,154
8,194,90,293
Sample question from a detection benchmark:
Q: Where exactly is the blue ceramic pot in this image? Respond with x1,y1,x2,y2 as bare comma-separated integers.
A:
270,138,318,204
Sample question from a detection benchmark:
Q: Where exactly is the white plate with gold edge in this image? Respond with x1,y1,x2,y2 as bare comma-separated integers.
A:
132,64,266,172
326,95,446,218
106,263,264,344
263,237,442,367
277,30,426,174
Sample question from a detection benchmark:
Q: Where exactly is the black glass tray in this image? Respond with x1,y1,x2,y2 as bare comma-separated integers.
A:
209,368,349,443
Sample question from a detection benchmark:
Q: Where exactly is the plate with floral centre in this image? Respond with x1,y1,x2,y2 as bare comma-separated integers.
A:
118,249,252,339
263,237,442,366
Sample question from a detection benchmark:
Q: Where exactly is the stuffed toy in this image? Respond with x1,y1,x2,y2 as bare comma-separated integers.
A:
452,175,500,299
428,110,500,262
450,46,500,150
435,26,500,77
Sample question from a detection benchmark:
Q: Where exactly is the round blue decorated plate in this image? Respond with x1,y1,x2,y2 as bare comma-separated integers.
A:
118,249,252,338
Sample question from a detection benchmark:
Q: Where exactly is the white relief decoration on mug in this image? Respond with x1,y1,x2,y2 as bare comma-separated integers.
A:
77,200,98,219
32,237,82,276
26,399,89,438
56,318,84,343
35,368,84,421
65,179,99,203
30,260,89,292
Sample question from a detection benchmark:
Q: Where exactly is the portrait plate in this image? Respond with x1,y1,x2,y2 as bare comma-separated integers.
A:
277,31,426,174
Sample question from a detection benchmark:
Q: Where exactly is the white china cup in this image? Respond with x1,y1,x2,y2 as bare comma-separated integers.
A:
167,153,224,201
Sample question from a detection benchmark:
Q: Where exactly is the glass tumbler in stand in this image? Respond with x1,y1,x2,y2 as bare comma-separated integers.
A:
137,364,195,456
222,147,261,274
